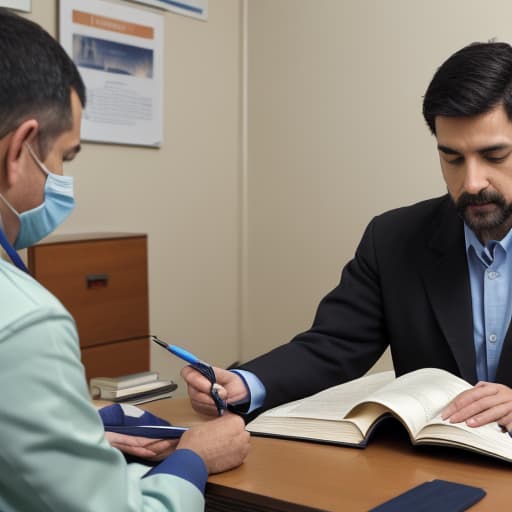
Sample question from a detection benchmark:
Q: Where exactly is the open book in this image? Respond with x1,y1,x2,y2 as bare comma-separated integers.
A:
246,368,512,463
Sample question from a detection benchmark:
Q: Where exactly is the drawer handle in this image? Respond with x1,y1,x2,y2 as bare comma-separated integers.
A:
86,274,109,289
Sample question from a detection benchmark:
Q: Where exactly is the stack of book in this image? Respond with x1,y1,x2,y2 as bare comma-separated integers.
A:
90,371,177,405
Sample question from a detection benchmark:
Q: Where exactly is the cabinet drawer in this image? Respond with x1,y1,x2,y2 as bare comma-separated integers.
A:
81,337,149,380
29,235,149,347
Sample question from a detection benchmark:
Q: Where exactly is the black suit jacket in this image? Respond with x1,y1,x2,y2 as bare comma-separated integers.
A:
240,195,512,412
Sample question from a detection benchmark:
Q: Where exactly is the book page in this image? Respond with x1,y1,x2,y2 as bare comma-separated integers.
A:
256,371,395,421
353,368,471,437
415,418,512,461
246,371,395,444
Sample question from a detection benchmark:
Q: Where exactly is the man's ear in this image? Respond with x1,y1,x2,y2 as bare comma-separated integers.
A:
4,119,39,186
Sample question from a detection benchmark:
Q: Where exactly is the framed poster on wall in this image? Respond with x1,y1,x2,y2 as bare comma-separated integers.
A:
125,0,207,21
60,0,164,147
0,0,31,12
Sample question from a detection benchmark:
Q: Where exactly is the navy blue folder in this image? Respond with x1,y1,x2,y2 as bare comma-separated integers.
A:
99,403,188,438
368,479,486,512
104,425,188,439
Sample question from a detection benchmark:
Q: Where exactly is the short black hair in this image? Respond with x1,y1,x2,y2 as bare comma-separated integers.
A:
422,42,512,134
0,8,86,156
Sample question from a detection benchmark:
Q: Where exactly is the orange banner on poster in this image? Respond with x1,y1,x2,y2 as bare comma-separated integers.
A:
72,10,154,40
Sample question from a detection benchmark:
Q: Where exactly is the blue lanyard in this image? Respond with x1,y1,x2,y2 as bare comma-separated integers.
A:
0,228,29,273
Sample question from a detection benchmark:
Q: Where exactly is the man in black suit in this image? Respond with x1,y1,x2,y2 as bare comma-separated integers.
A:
183,41,512,433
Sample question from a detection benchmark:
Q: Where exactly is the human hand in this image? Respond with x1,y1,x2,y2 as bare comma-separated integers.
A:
441,381,512,431
105,431,179,461
177,413,250,474
181,365,249,416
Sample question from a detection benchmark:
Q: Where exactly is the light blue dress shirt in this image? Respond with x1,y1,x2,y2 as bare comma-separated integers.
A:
230,369,266,412
464,224,512,383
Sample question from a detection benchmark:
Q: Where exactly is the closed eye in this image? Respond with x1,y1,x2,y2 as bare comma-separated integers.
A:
483,151,511,163
445,156,464,165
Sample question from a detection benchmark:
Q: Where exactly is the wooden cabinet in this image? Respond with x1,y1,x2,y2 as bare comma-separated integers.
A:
28,233,150,380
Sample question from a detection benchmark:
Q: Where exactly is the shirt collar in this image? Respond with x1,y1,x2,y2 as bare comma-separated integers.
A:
464,223,512,267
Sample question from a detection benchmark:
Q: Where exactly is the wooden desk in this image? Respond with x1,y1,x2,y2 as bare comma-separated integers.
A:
142,398,510,512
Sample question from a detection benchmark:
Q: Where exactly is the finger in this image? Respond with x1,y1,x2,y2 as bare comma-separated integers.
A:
502,414,512,433
109,443,159,458
181,366,213,394
498,411,512,432
466,402,512,427
105,432,152,447
145,438,179,454
146,438,179,448
448,392,505,423
142,439,179,461
187,383,217,407
190,398,220,416
212,383,228,401
180,365,196,381
442,384,498,420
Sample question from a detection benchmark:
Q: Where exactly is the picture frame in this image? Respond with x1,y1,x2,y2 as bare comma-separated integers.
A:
0,0,31,12
124,0,207,21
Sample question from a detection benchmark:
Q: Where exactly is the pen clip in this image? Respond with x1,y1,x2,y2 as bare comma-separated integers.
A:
151,335,168,349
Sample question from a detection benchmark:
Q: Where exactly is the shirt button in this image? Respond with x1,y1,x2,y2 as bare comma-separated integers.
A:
489,334,497,343
487,271,499,279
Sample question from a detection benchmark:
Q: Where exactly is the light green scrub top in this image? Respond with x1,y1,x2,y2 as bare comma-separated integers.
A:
0,258,206,511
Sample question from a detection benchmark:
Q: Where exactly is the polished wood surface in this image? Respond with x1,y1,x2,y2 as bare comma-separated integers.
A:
28,233,150,380
143,398,511,512
31,232,146,244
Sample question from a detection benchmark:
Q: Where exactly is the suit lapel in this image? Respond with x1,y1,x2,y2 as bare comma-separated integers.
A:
420,199,477,384
496,331,512,387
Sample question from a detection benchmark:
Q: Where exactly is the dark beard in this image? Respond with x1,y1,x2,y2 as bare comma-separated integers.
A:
456,190,512,241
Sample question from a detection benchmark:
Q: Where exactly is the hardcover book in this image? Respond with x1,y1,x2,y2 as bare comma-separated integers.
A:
246,368,512,463
90,371,159,392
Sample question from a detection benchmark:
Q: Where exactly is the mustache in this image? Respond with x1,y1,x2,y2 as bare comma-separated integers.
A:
456,190,506,211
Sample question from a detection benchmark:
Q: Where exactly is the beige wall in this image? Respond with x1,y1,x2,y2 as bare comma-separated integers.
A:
26,0,243,389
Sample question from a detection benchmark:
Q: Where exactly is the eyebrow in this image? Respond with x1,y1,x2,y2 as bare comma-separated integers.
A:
437,143,512,155
64,144,81,160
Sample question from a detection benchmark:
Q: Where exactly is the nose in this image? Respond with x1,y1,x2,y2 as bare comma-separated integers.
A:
462,158,490,195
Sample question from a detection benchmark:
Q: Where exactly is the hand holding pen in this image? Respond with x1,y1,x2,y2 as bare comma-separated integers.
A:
151,336,227,416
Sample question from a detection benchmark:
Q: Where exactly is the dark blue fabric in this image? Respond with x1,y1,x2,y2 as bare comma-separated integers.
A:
99,403,171,427
104,425,186,438
145,449,208,493
369,479,486,512
0,228,28,272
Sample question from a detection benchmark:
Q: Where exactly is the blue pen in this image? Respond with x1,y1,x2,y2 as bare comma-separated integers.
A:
152,336,204,365
167,345,200,365
151,336,226,415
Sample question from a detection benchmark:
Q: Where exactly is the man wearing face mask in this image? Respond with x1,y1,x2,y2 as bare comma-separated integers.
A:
0,143,75,265
0,9,249,512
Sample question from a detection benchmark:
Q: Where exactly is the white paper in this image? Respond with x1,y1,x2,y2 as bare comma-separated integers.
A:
0,0,31,12
60,0,164,147
125,0,208,21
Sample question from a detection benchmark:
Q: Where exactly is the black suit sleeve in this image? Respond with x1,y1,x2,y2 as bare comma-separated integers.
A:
239,218,389,412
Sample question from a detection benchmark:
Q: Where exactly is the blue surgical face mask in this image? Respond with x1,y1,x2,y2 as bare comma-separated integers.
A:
0,143,75,249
